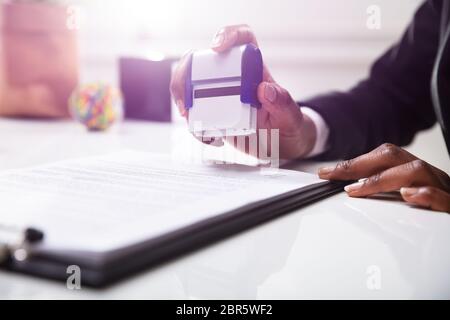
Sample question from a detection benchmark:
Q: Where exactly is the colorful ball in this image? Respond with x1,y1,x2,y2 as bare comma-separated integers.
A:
69,83,123,131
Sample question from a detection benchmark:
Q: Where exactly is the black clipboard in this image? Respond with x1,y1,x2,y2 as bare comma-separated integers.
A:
1,180,350,288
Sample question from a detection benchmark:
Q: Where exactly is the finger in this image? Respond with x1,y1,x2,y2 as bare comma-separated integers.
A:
401,187,450,213
211,24,258,52
257,82,301,119
170,51,192,118
344,159,443,197
318,143,417,180
209,26,275,82
256,82,305,145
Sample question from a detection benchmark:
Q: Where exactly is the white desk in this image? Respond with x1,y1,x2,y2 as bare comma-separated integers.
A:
1,118,450,299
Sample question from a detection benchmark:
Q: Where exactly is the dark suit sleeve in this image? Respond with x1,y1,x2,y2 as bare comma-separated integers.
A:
302,0,442,160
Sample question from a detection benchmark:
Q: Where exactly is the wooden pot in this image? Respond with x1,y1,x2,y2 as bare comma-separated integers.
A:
1,1,79,117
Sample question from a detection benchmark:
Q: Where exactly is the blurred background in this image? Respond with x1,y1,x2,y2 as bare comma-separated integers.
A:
78,0,422,94
1,0,448,170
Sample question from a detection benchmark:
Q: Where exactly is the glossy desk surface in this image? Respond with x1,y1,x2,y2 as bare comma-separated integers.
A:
0,119,449,299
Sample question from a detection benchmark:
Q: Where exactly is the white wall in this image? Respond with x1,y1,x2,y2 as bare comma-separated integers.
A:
79,0,422,96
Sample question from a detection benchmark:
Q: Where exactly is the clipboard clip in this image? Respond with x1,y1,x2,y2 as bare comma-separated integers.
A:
0,224,44,265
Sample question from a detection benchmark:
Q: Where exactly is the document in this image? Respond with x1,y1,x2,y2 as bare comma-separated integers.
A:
0,151,322,258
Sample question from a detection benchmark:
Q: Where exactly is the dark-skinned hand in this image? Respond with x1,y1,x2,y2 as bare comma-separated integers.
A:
319,143,450,213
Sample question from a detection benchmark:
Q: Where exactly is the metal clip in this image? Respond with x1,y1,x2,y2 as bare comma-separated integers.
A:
0,224,44,265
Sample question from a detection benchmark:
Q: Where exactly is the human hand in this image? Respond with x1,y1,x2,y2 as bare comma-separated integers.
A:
318,143,450,213
170,24,317,159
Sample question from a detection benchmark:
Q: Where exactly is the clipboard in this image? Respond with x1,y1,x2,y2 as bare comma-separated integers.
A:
0,180,349,288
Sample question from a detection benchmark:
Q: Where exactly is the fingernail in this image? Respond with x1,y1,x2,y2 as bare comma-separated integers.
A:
400,187,419,197
264,84,277,103
318,166,334,176
211,31,225,48
344,181,364,193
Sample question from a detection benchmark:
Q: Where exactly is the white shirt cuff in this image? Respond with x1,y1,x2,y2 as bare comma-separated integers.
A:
300,107,330,158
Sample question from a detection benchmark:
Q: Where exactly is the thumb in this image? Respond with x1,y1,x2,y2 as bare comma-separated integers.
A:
257,82,303,123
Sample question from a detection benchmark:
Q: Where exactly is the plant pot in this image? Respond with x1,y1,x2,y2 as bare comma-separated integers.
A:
1,1,79,117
